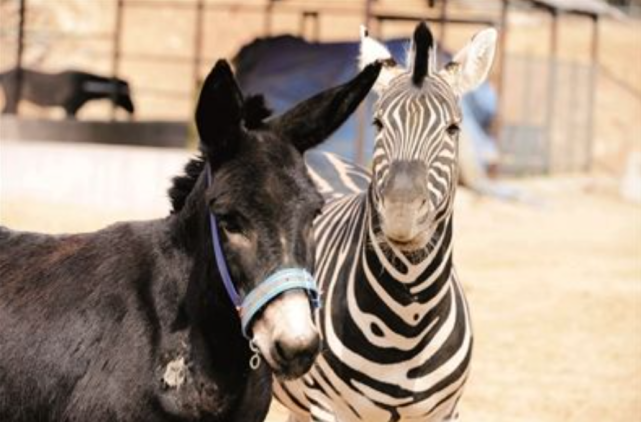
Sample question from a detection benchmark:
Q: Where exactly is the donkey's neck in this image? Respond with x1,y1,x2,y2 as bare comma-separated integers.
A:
361,186,454,307
152,171,264,420
170,170,250,364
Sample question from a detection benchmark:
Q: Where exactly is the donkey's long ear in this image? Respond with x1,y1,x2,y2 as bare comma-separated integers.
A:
196,60,244,161
271,61,382,153
359,26,402,93
439,28,497,96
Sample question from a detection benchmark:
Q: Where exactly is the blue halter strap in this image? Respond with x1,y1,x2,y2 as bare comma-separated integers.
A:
205,165,321,338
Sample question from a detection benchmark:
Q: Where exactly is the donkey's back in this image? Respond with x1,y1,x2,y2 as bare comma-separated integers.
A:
0,222,168,422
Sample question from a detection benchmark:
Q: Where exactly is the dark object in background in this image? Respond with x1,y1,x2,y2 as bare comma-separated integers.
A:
0,67,135,118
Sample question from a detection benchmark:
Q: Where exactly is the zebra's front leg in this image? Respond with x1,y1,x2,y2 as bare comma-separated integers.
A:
286,411,338,422
309,406,340,422
443,410,460,422
286,414,307,422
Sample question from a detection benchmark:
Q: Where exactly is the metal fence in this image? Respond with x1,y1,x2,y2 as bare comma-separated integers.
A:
1,0,508,121
499,54,596,174
1,0,609,173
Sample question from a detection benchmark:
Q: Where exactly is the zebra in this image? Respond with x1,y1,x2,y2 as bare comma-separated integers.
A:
274,22,497,422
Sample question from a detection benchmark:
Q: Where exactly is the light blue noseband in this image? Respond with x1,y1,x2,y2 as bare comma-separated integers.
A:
206,165,321,339
239,268,319,338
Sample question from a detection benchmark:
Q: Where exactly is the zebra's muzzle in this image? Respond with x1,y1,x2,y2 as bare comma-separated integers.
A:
379,161,430,245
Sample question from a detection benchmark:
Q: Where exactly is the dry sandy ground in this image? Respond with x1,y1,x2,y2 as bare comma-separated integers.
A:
1,141,639,421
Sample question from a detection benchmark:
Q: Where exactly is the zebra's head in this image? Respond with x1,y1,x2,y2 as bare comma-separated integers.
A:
360,22,497,250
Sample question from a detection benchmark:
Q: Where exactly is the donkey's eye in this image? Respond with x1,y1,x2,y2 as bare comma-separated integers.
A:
373,118,384,131
218,213,245,236
446,124,460,137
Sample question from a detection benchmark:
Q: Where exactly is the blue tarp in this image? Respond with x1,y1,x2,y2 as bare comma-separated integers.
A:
234,35,497,164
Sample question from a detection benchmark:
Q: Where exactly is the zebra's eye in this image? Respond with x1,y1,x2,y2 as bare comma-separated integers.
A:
446,124,460,137
373,118,384,131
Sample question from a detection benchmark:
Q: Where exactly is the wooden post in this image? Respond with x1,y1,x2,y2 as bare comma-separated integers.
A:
439,0,448,45
193,0,205,100
492,0,509,163
355,0,375,165
264,0,274,36
364,0,373,28
544,9,559,173
585,14,599,171
13,0,27,115
111,0,124,120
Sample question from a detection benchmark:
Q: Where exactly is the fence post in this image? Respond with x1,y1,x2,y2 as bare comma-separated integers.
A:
13,0,27,115
585,14,599,171
111,0,124,120
438,0,448,45
494,0,508,143
264,0,274,36
544,9,559,174
355,0,375,165
193,0,205,101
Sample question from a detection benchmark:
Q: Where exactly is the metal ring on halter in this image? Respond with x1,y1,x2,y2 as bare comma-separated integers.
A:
249,339,261,370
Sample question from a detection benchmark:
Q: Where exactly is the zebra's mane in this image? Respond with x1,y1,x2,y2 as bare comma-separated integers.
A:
411,22,433,87
168,94,273,213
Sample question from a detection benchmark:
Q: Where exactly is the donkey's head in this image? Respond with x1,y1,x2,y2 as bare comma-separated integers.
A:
360,23,497,250
195,60,381,378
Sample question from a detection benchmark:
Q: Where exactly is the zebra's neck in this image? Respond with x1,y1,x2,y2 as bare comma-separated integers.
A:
362,186,454,308
319,188,461,360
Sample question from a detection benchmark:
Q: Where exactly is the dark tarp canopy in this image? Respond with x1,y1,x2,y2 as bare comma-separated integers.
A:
233,35,497,165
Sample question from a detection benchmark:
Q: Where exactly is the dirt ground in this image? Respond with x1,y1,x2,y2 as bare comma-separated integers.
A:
1,168,639,422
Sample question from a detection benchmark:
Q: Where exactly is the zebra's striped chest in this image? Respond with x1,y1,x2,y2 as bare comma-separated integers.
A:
305,272,471,422
307,198,472,421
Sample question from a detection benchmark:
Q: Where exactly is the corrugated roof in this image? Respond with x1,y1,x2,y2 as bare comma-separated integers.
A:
528,0,623,18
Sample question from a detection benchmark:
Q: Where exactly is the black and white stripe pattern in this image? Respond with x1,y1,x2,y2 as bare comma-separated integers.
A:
370,74,461,220
275,22,497,422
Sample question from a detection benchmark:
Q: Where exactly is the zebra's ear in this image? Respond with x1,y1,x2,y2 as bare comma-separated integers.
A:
439,28,497,96
359,25,402,93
